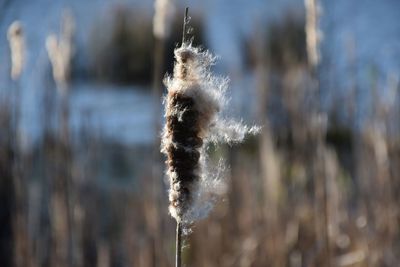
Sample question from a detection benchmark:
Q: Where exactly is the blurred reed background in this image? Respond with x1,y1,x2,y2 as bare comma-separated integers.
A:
0,0,399,266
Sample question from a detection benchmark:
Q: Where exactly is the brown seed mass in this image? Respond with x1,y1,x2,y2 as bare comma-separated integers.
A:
165,91,203,218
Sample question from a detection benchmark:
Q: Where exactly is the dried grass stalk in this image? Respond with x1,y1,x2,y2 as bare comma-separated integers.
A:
162,9,259,267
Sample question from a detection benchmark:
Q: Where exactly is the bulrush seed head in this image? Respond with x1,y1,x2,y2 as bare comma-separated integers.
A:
7,21,25,80
153,0,176,39
161,43,259,225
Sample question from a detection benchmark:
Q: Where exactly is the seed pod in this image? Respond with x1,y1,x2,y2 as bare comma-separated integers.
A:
161,44,259,223
162,45,219,222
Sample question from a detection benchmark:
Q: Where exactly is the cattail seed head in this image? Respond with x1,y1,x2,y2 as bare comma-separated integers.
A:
305,0,322,67
161,43,259,224
7,21,25,80
153,0,176,40
46,10,75,91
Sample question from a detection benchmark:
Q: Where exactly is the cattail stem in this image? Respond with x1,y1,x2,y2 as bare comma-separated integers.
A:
182,7,189,44
174,9,188,267
175,222,182,267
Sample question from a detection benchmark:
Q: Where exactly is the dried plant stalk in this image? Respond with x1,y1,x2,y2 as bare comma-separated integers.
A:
7,20,29,267
45,10,76,267
161,8,258,267
175,222,182,267
162,42,258,223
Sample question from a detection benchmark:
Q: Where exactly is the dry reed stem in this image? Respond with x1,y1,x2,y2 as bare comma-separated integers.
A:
162,6,258,267
45,11,76,267
174,9,189,267
305,0,331,264
176,222,182,267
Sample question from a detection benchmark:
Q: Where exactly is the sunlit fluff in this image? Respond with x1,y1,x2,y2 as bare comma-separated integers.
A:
161,43,259,225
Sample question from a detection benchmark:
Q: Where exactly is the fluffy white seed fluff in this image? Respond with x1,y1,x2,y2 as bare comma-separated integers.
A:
162,44,259,224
